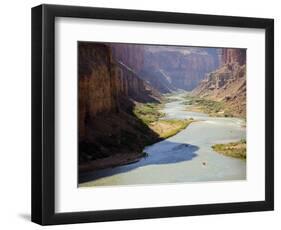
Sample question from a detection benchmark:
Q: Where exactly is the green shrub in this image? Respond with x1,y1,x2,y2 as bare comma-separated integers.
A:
133,103,165,124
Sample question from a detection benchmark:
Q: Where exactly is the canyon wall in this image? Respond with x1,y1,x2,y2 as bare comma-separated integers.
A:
79,43,160,162
110,44,145,73
110,44,176,93
221,48,246,65
108,44,221,93
192,48,246,117
141,48,220,91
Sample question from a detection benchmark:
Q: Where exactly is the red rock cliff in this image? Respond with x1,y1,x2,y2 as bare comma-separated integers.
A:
221,48,246,65
193,48,246,117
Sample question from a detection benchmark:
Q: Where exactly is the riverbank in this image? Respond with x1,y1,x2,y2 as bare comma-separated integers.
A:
183,94,241,118
79,98,194,173
212,139,246,159
150,119,194,138
79,152,147,172
133,101,195,139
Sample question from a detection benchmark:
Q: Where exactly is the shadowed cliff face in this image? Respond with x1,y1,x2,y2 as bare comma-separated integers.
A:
192,48,246,117
79,43,160,163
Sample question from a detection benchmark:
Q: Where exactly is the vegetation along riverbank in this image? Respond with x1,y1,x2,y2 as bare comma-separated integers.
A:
183,94,236,118
80,99,195,173
212,139,246,159
133,102,194,139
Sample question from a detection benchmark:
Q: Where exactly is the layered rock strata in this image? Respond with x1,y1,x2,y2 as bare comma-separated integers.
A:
192,48,246,117
141,48,220,91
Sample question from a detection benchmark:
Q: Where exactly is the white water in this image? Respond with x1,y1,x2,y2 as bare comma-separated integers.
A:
80,94,246,186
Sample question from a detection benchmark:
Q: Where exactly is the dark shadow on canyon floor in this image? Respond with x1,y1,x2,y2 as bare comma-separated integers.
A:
79,141,199,184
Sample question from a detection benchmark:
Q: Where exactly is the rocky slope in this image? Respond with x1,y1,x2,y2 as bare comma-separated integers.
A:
192,48,246,117
79,42,161,163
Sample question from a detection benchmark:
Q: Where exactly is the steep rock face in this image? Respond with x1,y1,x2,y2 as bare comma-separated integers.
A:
221,48,246,65
139,67,177,93
110,44,176,93
110,44,144,73
142,49,220,91
79,43,160,161
105,45,221,92
111,61,161,103
192,48,246,117
79,43,117,140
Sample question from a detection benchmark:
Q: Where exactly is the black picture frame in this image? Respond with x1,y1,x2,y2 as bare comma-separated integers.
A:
31,4,274,225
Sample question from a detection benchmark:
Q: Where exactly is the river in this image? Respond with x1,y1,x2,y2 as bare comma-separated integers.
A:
79,93,246,187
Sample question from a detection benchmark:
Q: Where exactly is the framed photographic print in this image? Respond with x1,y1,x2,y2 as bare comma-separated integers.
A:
31,4,274,225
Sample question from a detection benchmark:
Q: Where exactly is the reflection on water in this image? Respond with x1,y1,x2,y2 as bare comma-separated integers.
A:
79,93,246,187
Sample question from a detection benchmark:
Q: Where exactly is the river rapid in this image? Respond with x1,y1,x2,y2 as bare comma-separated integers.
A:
80,93,246,187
